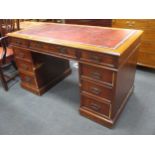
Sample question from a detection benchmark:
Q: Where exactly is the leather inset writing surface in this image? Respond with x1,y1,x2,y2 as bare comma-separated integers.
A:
17,24,136,49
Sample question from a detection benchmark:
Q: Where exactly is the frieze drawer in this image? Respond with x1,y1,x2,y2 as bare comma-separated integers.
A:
10,38,29,48
80,51,117,68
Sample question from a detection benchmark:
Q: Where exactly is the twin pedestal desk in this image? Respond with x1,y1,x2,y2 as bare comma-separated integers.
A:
8,23,143,128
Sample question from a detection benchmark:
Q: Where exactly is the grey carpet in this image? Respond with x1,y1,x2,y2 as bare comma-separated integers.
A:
0,61,155,135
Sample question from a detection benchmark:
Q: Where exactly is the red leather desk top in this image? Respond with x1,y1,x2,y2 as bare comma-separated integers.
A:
17,23,136,49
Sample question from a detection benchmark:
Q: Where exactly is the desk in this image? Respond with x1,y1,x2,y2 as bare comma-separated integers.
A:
7,23,142,127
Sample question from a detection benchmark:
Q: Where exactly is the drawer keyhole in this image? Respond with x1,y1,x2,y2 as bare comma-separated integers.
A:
90,55,101,63
59,48,67,54
16,41,22,45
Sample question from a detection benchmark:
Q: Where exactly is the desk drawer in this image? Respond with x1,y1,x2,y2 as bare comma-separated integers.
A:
80,51,117,68
10,38,29,48
29,41,54,51
141,29,155,41
57,46,77,59
14,48,32,61
29,41,78,59
20,72,37,87
112,19,148,29
81,95,111,118
81,79,112,102
139,40,155,53
138,52,155,67
147,20,155,28
80,64,115,86
16,59,33,72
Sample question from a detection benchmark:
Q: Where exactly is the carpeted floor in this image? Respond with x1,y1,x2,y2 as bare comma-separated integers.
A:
0,62,155,135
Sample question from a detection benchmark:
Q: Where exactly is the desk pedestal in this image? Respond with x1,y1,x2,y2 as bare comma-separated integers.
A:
14,48,71,95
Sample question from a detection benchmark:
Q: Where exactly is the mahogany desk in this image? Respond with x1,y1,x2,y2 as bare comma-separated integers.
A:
7,23,143,128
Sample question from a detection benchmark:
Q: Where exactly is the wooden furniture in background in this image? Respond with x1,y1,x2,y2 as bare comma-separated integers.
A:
18,19,112,28
112,19,155,69
8,23,142,127
52,19,112,27
65,19,112,27
19,21,44,30
0,19,20,37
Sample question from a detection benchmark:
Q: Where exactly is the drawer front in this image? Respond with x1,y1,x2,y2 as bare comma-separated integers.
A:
140,41,155,53
81,51,117,68
29,41,54,51
112,19,148,29
81,80,112,102
147,20,155,29
20,72,37,87
57,46,78,59
81,95,111,117
141,29,155,41
29,41,78,59
14,48,32,61
80,64,115,86
16,59,33,72
10,38,29,48
138,52,155,67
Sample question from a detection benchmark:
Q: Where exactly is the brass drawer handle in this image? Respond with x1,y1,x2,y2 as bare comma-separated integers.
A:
128,24,133,27
127,21,135,27
89,55,101,63
59,48,67,54
57,20,62,23
90,103,101,111
15,41,22,45
90,87,101,95
126,21,130,24
90,71,101,80
21,64,28,70
23,76,32,84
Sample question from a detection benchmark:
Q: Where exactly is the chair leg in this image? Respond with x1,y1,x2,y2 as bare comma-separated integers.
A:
0,67,8,91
